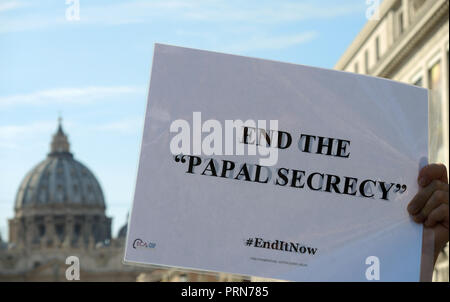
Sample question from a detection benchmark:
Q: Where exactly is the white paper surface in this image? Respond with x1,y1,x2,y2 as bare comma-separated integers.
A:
124,44,428,281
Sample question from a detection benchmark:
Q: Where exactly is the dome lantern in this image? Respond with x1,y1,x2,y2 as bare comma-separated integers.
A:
49,117,71,155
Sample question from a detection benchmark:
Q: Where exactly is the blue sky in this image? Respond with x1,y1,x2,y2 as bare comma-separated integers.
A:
0,0,369,240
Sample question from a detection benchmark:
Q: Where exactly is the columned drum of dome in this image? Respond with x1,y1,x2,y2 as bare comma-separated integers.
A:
9,119,112,249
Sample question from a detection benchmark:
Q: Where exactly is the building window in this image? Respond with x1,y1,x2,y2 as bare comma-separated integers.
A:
364,50,369,74
398,11,404,35
55,223,65,241
38,224,46,238
74,224,81,237
375,36,380,61
354,62,359,73
393,3,404,39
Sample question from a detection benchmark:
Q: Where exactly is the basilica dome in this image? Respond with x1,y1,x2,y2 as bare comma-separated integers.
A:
14,120,105,211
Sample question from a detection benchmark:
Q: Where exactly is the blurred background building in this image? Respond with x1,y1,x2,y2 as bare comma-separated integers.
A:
0,120,148,281
335,0,449,281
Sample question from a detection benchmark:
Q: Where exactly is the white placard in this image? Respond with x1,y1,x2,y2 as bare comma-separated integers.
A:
124,44,428,281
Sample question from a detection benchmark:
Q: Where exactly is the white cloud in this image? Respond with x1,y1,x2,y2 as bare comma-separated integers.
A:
0,0,25,13
0,121,54,139
0,0,364,33
94,117,143,134
224,31,318,53
0,120,55,149
177,1,363,23
0,116,144,151
0,86,145,108
0,14,65,33
0,116,143,150
82,0,363,24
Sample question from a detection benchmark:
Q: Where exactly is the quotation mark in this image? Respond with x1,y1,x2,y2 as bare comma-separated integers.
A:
174,154,187,163
393,184,407,194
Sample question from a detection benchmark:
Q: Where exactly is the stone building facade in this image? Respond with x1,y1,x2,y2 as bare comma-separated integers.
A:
335,0,449,281
0,120,152,281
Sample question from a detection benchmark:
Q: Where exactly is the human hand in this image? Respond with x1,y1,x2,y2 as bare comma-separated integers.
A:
407,163,449,263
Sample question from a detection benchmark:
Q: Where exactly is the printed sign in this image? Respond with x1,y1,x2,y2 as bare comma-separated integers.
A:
124,44,428,281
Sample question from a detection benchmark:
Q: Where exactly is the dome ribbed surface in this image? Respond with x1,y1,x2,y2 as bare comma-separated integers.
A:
15,155,105,209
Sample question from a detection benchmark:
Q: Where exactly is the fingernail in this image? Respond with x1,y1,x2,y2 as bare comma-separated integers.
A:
418,177,427,187
407,204,416,213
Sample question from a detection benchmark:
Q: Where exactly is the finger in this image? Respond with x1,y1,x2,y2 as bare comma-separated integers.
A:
424,204,449,228
412,190,449,223
407,180,449,215
418,163,448,188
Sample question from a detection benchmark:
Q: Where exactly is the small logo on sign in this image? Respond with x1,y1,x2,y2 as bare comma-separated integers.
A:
133,238,156,249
